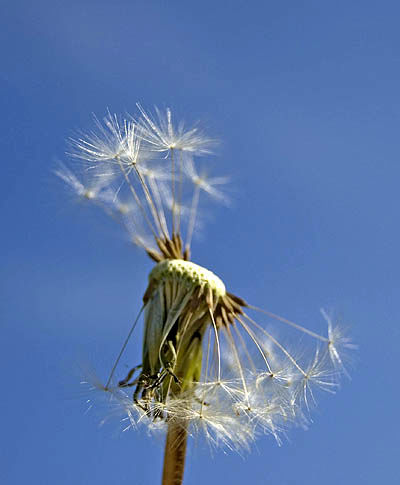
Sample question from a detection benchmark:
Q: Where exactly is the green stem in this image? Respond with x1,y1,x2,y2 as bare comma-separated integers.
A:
162,420,188,485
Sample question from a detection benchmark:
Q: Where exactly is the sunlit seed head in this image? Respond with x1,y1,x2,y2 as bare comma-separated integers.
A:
149,259,226,298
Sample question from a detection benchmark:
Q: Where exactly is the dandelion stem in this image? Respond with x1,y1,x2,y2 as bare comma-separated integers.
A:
162,420,188,485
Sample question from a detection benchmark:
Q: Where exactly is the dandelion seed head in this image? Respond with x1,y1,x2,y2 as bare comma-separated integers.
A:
58,104,355,452
149,259,226,298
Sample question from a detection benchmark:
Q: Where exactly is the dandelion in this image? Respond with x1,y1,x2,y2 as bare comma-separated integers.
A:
57,106,354,485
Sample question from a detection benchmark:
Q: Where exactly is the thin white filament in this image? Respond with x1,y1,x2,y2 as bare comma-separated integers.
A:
243,313,307,377
224,325,250,408
236,316,273,374
116,158,158,239
148,176,170,239
248,305,329,343
186,185,200,252
133,165,166,238
209,308,222,382
105,304,145,389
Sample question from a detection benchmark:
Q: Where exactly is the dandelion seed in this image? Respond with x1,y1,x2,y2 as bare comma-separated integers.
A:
184,156,229,202
69,112,130,164
292,348,339,410
58,105,355,485
321,308,357,377
135,104,216,155
54,163,114,203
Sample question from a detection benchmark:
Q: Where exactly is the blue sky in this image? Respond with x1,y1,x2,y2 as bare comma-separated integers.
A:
1,1,399,484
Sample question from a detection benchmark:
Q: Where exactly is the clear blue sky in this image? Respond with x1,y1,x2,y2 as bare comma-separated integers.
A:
1,1,399,484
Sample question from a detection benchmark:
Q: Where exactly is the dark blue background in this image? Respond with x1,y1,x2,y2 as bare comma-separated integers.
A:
1,1,398,483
